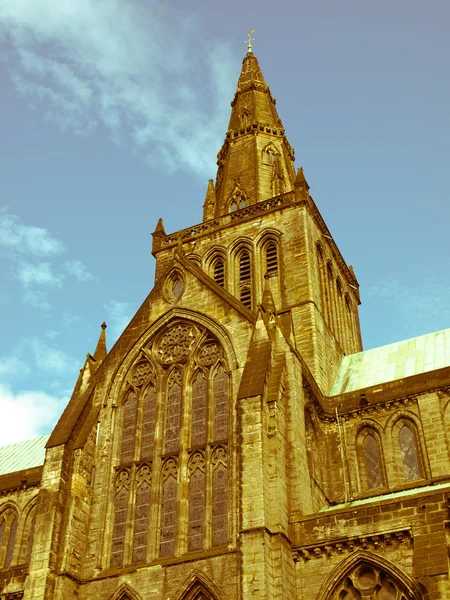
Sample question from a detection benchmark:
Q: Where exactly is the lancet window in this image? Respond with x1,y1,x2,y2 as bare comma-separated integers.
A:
399,424,422,482
262,144,278,166
213,257,225,287
0,507,18,568
229,187,248,213
362,432,383,490
110,322,230,565
239,249,252,309
265,241,278,276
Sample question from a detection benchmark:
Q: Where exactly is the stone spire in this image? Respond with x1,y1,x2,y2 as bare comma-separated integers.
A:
212,50,297,219
93,322,107,362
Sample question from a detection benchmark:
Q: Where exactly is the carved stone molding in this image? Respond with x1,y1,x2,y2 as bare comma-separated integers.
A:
292,528,412,562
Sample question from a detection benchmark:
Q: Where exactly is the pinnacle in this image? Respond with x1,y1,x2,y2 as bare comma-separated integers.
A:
153,218,166,235
93,321,107,362
261,273,276,313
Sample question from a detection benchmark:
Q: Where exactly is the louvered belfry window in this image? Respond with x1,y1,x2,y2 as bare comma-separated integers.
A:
111,321,230,565
399,425,421,481
239,250,252,308
363,433,383,489
265,242,278,275
213,258,225,287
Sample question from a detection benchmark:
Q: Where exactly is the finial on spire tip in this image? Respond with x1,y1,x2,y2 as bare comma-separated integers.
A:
245,28,255,53
101,322,107,330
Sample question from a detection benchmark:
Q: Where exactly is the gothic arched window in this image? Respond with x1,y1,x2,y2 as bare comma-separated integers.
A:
399,424,422,482
165,369,182,453
111,322,230,565
160,458,178,557
363,433,383,489
229,187,247,213
120,391,137,463
262,144,277,166
356,428,385,492
239,250,252,309
0,508,18,568
265,241,278,276
213,257,225,287
132,464,151,563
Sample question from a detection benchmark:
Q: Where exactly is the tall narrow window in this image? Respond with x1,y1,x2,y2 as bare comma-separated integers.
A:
188,452,206,551
4,515,17,568
121,391,137,463
265,242,278,275
239,250,252,308
111,469,131,567
132,465,151,563
363,433,383,489
25,513,36,564
0,509,18,568
213,366,228,441
140,385,157,459
191,372,207,447
213,258,225,287
165,370,182,453
160,459,178,557
212,447,228,547
399,425,421,481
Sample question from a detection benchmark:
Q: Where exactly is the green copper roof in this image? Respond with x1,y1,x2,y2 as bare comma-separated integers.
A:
0,435,50,476
331,328,450,396
320,481,450,512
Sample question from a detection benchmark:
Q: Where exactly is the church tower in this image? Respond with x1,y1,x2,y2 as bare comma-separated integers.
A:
2,38,450,600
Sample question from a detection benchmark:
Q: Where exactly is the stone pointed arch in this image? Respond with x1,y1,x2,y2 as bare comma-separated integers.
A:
174,569,223,600
316,550,426,600
109,583,142,600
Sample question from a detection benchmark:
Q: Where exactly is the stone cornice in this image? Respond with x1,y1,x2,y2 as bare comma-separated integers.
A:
292,528,412,563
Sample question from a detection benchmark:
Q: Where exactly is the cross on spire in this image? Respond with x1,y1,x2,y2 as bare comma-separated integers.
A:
245,28,255,53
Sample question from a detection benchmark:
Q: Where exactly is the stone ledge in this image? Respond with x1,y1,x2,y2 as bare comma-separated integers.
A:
292,528,412,562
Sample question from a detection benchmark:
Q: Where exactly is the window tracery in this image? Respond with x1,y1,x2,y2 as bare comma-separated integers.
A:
229,186,248,213
160,458,178,557
212,446,228,546
262,144,278,166
111,321,230,565
188,451,206,551
111,469,131,567
328,562,416,599
165,369,182,453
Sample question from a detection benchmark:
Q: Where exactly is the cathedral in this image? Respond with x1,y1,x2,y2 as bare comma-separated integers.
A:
1,43,450,600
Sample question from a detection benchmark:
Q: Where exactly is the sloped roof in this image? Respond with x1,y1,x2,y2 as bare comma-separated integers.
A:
331,328,450,396
0,435,49,475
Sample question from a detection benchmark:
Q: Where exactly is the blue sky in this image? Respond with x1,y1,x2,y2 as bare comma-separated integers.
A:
0,0,449,444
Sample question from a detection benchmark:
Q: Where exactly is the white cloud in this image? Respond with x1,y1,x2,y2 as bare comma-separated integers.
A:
0,357,31,379
0,383,66,444
26,337,78,374
0,211,96,308
0,210,65,257
64,260,94,282
104,299,134,343
0,0,237,177
16,261,64,287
